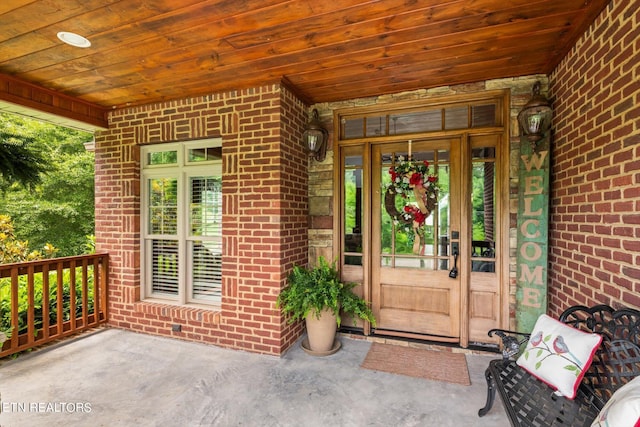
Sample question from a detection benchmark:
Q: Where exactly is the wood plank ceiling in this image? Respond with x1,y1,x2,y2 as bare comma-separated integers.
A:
0,0,610,127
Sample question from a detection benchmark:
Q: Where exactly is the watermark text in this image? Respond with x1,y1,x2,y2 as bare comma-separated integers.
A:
1,401,91,414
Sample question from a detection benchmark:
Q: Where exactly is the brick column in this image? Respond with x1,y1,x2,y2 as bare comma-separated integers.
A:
95,83,308,355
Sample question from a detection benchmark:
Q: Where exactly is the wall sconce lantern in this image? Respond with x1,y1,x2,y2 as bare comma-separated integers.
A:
302,109,328,162
517,81,553,149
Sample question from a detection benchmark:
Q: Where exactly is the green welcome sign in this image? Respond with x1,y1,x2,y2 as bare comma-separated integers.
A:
515,136,550,332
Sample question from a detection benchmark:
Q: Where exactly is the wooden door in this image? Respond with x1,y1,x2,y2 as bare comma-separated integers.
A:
371,139,461,339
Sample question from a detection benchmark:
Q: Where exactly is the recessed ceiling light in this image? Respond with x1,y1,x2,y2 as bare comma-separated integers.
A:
57,31,91,48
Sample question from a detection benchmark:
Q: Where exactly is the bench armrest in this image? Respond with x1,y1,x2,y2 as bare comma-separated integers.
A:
488,329,531,361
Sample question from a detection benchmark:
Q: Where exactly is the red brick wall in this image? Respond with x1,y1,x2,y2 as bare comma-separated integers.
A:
95,83,307,355
549,0,640,316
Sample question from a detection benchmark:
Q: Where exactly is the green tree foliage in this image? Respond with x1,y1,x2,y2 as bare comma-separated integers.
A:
0,113,95,257
0,119,48,190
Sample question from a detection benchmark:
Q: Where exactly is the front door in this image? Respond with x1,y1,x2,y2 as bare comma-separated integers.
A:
337,93,508,346
371,139,461,340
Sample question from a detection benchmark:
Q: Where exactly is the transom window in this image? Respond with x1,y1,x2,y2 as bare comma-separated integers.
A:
141,139,222,305
340,101,499,139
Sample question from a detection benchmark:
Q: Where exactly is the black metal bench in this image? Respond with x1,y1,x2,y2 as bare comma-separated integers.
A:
478,304,640,426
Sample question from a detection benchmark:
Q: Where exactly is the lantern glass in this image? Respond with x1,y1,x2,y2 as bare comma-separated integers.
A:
519,106,552,141
304,129,325,153
302,109,328,161
517,82,552,143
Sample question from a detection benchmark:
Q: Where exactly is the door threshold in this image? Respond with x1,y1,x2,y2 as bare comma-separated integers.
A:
339,328,499,356
373,328,459,344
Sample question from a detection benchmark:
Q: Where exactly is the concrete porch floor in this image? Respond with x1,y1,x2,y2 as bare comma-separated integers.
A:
0,328,510,426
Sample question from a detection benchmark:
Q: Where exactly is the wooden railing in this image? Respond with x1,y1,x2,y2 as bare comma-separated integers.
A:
0,253,109,358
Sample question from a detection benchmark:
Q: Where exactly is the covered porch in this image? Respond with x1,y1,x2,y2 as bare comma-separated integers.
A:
0,4,638,425
0,327,509,426
0,1,636,355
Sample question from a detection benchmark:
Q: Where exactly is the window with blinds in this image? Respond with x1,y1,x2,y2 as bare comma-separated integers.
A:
188,176,222,301
141,139,222,305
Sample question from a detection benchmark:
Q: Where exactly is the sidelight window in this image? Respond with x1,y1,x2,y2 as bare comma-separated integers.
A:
343,150,364,266
471,146,497,273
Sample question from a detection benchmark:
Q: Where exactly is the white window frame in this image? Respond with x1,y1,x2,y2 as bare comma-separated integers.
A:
140,139,222,306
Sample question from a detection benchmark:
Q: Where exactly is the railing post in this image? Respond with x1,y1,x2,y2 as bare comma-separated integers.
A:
92,256,99,325
27,264,35,345
10,267,19,351
69,259,77,331
56,262,64,335
82,257,89,328
100,255,109,322
42,263,51,340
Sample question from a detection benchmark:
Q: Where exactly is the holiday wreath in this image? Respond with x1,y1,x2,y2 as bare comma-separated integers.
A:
384,156,439,251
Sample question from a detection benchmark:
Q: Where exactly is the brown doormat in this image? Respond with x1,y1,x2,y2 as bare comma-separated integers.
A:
361,343,471,386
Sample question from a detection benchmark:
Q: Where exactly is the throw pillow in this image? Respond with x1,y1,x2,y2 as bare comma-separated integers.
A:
591,376,640,427
516,314,602,399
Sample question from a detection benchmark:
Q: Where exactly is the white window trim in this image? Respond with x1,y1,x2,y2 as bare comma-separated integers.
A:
140,139,222,306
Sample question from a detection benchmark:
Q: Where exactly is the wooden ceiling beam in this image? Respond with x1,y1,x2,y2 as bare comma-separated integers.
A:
0,73,109,130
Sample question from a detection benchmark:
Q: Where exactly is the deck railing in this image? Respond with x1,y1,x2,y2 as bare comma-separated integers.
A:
0,253,109,358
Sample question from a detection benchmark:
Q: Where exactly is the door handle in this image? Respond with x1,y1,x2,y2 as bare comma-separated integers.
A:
451,241,459,254
449,251,458,278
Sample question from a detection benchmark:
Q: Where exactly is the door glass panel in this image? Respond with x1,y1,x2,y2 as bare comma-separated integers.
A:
365,116,386,136
389,110,442,134
472,147,496,273
380,147,450,270
437,163,451,269
343,118,364,139
339,97,501,139
444,106,468,129
344,155,363,266
471,104,497,127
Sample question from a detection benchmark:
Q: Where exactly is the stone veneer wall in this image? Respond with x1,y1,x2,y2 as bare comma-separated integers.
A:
308,76,551,328
548,0,640,316
95,83,307,355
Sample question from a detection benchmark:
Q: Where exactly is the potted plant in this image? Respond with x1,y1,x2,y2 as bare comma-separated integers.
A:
277,257,376,355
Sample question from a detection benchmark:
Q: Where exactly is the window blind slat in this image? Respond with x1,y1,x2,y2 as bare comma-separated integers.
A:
191,241,222,301
151,240,179,295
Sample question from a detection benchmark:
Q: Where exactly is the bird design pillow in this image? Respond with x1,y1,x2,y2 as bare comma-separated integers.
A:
516,314,603,399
